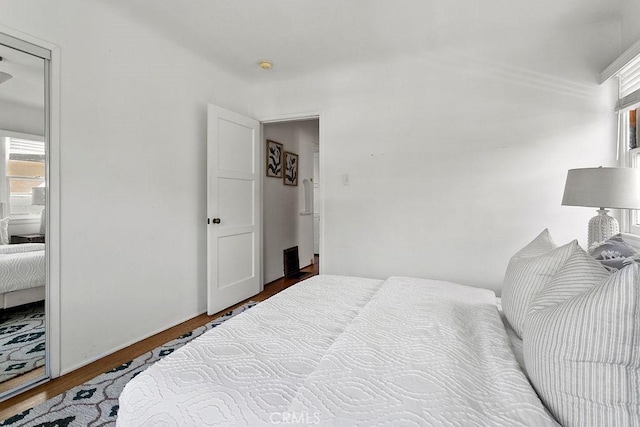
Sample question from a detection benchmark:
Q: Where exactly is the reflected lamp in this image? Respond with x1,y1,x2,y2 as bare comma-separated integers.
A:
31,183,46,234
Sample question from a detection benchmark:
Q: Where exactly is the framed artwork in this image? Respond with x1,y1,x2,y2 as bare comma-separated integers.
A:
266,140,283,178
283,152,298,186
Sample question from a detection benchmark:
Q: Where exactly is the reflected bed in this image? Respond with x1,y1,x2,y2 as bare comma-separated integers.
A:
0,243,45,309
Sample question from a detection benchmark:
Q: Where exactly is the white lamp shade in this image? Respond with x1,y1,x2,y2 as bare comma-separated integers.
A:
32,186,46,206
562,167,640,209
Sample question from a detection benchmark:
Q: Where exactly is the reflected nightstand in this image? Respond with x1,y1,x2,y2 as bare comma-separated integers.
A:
10,234,45,244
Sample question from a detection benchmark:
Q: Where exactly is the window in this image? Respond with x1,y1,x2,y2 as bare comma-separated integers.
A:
622,94,640,235
2,137,45,219
629,136,640,235
602,39,640,235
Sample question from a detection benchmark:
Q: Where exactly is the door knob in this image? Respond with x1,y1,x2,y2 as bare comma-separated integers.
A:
212,218,221,224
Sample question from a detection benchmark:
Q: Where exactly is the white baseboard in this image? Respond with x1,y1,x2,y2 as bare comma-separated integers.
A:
59,310,206,376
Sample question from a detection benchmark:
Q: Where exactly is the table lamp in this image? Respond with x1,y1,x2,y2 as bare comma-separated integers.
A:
562,167,640,248
31,183,46,234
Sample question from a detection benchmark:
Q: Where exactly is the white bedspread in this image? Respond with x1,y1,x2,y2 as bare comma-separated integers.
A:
117,275,383,426
117,275,558,426
0,243,45,293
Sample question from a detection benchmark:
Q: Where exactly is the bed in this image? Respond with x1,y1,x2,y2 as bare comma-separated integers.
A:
117,275,557,426
0,243,46,309
117,230,640,426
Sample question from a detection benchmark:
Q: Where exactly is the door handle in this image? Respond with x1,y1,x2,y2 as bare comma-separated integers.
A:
212,218,221,224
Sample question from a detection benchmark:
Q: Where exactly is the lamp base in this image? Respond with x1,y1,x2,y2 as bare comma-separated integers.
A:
588,208,618,249
39,208,46,235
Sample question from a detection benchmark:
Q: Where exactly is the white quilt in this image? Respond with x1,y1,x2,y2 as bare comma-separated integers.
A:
117,275,558,426
0,243,45,293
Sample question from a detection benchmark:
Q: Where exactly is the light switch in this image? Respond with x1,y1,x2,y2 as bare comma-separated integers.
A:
342,174,350,186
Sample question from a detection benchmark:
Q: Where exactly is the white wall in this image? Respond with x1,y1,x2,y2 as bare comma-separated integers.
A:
0,0,626,379
621,0,640,52
0,0,252,374
263,120,317,283
253,23,620,293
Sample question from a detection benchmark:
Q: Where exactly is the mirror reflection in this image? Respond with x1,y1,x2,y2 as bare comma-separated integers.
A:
0,41,46,394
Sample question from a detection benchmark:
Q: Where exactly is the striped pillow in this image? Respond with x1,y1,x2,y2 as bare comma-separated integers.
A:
526,245,610,315
501,229,577,338
524,264,640,427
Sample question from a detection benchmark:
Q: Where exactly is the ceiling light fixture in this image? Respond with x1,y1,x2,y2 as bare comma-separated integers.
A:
0,57,11,85
0,71,12,85
259,60,273,70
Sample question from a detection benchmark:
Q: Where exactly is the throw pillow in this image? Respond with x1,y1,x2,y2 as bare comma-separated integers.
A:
0,217,8,245
501,229,578,338
589,234,638,271
526,245,610,315
524,264,640,427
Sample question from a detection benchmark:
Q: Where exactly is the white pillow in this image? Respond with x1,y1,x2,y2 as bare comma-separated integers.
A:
501,229,577,338
524,263,640,427
0,217,8,245
526,245,610,315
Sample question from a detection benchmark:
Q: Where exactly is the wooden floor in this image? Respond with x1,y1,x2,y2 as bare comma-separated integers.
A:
0,257,319,421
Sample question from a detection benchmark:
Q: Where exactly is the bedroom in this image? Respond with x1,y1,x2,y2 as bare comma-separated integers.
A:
0,0,638,424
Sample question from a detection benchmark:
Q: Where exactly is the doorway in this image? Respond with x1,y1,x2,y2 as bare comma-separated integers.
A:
262,117,320,285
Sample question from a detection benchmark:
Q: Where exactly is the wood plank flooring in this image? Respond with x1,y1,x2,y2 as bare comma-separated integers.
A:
0,258,319,421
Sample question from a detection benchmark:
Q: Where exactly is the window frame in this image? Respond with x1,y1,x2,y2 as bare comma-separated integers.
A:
0,130,45,222
603,40,640,237
627,145,640,235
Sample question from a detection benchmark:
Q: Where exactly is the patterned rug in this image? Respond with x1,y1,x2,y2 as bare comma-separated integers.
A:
0,302,257,427
0,303,45,383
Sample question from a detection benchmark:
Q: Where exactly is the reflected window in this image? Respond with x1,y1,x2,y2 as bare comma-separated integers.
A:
6,137,45,218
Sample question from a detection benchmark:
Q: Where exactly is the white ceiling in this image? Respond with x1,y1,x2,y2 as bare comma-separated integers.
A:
0,0,623,112
105,0,621,80
0,43,45,110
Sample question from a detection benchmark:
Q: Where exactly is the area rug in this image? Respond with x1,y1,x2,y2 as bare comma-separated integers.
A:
0,302,45,383
0,302,257,427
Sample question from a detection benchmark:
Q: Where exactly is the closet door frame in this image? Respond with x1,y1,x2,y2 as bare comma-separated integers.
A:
0,25,61,395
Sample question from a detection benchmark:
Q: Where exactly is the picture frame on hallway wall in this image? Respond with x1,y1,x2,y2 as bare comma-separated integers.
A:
283,152,298,186
266,140,283,178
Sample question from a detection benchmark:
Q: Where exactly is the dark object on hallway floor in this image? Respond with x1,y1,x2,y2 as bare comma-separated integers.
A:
283,246,309,279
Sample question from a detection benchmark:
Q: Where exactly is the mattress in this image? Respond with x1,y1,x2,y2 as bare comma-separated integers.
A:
117,275,557,426
0,243,46,293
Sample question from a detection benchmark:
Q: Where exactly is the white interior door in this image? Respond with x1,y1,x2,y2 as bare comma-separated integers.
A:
207,105,261,315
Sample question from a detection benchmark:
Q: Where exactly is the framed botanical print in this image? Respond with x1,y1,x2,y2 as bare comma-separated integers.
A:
283,151,298,186
266,140,283,178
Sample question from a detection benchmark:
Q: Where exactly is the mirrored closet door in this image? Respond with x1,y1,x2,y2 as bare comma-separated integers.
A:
0,33,49,398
